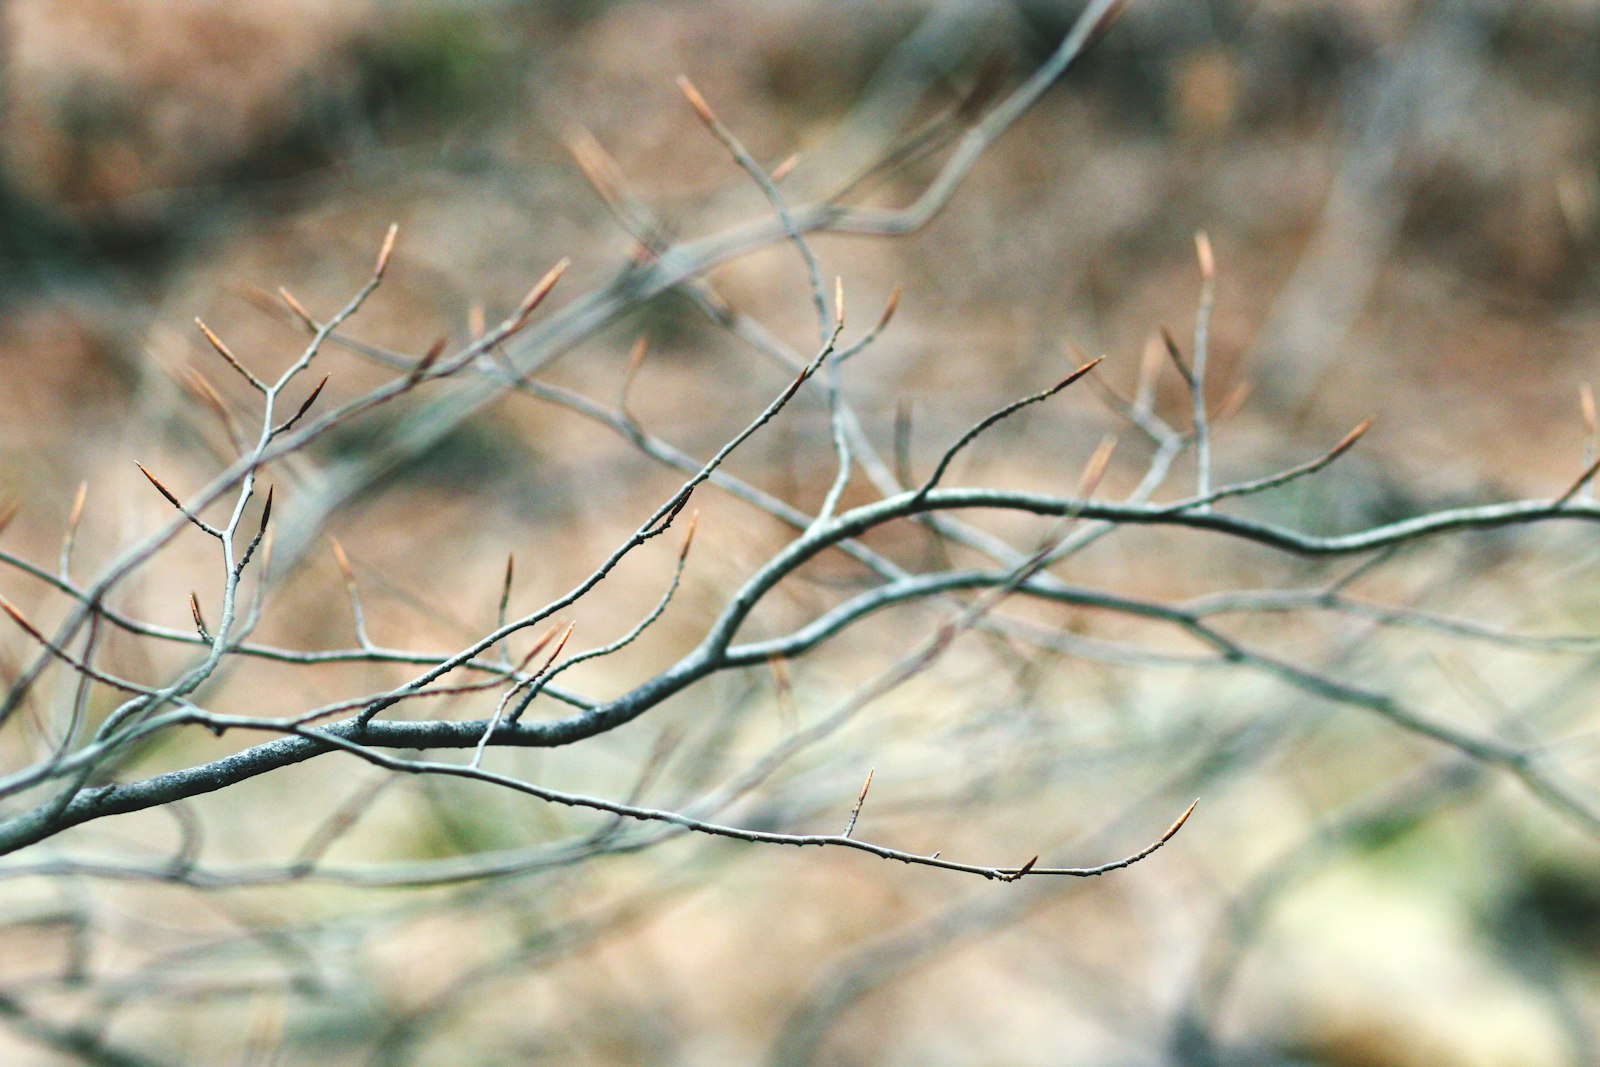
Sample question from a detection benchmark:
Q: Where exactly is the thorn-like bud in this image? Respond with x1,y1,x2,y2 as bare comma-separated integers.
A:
278,376,328,433
1195,230,1215,283
329,536,355,586
678,510,700,561
771,153,800,182
67,481,88,532
875,287,902,335
512,259,570,326
1079,434,1118,498
1163,799,1200,841
196,319,265,389
374,222,399,279
566,127,622,208
279,288,315,329
676,75,716,127
834,276,845,329
1329,418,1375,461
408,337,448,385
189,592,208,636
0,593,45,644
136,463,183,511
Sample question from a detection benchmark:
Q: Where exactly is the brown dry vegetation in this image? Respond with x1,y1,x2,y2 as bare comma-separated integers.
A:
2,2,1600,1065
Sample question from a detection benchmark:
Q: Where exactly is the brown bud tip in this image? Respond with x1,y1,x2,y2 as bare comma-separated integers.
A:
1195,230,1214,283
1163,799,1200,841
68,481,88,530
328,536,355,583
279,287,314,327
679,510,700,560
770,153,800,182
136,463,182,509
1330,418,1375,459
515,259,571,322
676,75,716,126
0,594,43,643
374,222,399,279
875,287,902,335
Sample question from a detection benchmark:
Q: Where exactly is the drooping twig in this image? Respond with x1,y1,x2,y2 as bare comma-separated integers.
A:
913,359,1102,503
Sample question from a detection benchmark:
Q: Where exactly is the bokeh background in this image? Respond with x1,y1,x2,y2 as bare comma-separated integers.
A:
3,1,1600,1064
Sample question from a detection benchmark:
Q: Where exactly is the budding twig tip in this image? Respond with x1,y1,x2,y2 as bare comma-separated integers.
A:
1163,799,1200,840
67,481,88,530
278,287,314,328
676,75,716,126
1195,230,1215,283
679,510,700,559
374,222,399,279
513,259,571,325
876,286,902,334
328,536,354,583
135,463,182,510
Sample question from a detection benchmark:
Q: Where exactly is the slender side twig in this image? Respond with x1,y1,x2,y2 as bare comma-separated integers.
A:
1192,232,1217,507
912,360,1103,504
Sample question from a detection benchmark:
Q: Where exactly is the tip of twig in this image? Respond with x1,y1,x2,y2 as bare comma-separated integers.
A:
1195,230,1215,284
67,481,88,532
279,375,328,433
875,287,902,335
374,222,400,279
513,259,571,325
195,318,265,389
1059,356,1105,391
1330,417,1375,460
549,621,577,662
620,336,650,415
374,222,399,279
1582,383,1596,437
278,287,315,330
408,337,448,385
771,153,800,183
1078,434,1118,498
678,510,700,561
135,463,183,511
676,74,717,127
189,592,208,635
1162,799,1200,841
1006,855,1040,882
834,276,845,330
259,485,274,530
566,126,622,208
328,536,355,585
0,593,43,643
